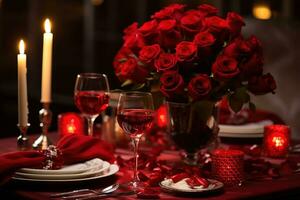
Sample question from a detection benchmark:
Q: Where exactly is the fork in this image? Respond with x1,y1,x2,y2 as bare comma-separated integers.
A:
50,183,119,198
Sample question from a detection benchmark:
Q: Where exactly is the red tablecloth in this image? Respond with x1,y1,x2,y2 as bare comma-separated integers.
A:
1,133,300,200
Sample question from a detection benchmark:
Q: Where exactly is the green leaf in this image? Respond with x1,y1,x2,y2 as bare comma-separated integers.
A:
131,83,145,90
121,79,133,87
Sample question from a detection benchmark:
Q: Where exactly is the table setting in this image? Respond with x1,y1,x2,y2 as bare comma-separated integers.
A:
1,2,300,200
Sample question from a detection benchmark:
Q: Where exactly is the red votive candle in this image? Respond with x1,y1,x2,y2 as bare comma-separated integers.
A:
264,125,290,158
212,149,244,186
58,112,84,137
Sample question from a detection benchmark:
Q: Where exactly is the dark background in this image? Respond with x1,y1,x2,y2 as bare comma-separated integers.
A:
0,0,299,139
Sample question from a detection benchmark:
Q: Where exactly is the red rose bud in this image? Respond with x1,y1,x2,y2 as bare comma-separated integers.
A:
240,53,263,80
175,41,197,62
180,13,203,35
158,19,176,32
123,22,138,39
212,55,239,80
223,38,251,60
226,12,245,38
154,53,177,72
160,71,185,98
151,3,185,20
246,35,263,55
188,74,212,101
139,44,161,64
203,16,229,42
197,4,218,17
123,32,145,53
193,31,215,48
248,73,276,95
171,172,189,183
139,20,158,37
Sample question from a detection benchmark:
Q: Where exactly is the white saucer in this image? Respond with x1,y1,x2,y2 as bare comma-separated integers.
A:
219,120,272,138
160,178,223,194
18,158,104,175
14,161,110,180
12,164,119,183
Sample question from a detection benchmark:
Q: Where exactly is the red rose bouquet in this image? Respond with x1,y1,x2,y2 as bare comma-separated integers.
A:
113,3,276,112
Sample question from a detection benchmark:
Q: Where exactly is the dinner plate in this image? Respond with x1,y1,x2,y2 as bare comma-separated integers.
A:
219,120,272,138
12,164,119,183
160,178,223,194
14,161,110,180
18,158,104,175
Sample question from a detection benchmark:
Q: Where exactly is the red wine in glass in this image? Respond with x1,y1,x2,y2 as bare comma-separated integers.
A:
75,91,109,116
117,109,154,138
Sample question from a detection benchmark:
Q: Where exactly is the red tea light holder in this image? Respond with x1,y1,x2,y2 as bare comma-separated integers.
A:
156,104,168,128
263,125,290,158
212,149,245,186
58,112,84,137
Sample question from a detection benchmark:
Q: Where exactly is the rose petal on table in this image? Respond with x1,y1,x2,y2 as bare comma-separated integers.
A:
192,176,209,188
170,172,189,183
137,187,160,199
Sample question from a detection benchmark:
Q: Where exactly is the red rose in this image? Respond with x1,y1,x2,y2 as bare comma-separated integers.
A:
123,22,138,40
139,20,158,37
212,55,239,80
223,38,251,60
160,71,185,98
197,4,218,17
240,53,263,80
247,35,263,55
116,58,149,83
180,13,203,35
123,33,145,54
175,41,197,62
193,31,215,47
226,12,245,38
188,74,212,100
151,4,185,20
113,47,133,69
204,16,229,42
139,44,161,64
248,73,276,95
154,53,177,72
158,19,181,48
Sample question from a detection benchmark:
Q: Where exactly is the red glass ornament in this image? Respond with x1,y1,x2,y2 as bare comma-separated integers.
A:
264,125,290,158
58,112,84,137
212,149,244,186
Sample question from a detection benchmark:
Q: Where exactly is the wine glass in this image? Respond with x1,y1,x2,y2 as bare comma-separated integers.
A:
117,92,155,190
74,73,110,136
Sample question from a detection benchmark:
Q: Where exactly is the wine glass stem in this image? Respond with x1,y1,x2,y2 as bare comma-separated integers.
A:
132,137,140,187
86,116,96,136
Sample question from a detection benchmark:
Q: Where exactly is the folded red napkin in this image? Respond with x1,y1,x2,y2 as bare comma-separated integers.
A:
218,98,285,125
0,134,115,185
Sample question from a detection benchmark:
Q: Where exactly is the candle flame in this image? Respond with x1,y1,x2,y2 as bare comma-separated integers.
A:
44,18,51,33
19,40,25,54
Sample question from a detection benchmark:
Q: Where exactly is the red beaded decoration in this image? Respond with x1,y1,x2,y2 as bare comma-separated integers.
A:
264,125,290,158
212,149,244,186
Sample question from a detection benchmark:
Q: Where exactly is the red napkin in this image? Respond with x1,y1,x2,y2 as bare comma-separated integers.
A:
0,134,115,185
218,98,285,125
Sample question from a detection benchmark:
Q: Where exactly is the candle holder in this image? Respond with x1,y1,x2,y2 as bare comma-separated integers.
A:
32,103,52,150
17,123,30,150
212,149,244,186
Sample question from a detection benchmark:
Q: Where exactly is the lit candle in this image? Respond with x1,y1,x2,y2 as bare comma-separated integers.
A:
58,112,84,137
17,40,29,127
264,125,290,158
41,18,53,103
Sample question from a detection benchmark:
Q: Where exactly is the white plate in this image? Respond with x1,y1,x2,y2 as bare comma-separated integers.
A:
18,158,104,175
219,120,272,138
14,161,110,180
160,178,223,193
12,164,119,183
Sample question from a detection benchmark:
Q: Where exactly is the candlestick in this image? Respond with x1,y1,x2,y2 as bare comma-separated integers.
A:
41,18,53,103
17,39,29,127
32,103,52,150
17,123,30,150
263,124,290,158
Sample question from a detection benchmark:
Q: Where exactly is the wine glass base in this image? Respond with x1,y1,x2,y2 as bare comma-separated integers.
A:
124,181,145,192
183,152,199,166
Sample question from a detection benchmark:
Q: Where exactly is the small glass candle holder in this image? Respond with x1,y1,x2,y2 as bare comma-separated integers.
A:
263,125,290,158
212,149,244,186
58,112,84,137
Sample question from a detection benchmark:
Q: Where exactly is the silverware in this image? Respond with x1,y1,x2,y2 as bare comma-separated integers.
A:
50,183,119,198
75,191,135,200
